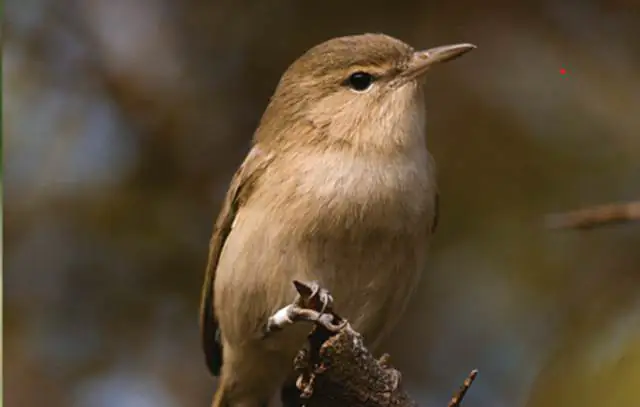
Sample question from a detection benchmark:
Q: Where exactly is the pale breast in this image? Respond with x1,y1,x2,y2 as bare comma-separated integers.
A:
216,148,436,347
270,149,435,230
263,150,435,339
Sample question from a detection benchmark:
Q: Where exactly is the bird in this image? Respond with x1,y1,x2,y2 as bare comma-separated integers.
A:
199,33,475,407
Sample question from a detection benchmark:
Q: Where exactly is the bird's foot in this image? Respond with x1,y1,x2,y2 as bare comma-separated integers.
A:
264,304,295,336
262,281,346,338
292,280,333,313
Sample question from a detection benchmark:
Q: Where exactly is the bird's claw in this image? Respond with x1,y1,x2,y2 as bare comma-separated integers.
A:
264,281,346,338
263,304,295,337
293,280,333,313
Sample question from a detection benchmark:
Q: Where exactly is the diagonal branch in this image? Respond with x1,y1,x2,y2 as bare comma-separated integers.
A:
448,370,478,407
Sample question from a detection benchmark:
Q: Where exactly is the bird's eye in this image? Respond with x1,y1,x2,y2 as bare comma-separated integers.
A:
345,72,375,92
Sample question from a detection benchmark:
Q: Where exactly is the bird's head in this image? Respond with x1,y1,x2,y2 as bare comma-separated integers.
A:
257,33,475,152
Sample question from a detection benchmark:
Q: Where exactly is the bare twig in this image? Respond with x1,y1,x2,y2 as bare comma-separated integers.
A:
448,370,478,407
270,281,478,407
546,200,640,229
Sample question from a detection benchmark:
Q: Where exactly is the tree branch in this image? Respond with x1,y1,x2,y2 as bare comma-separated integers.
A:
546,200,640,229
267,280,478,407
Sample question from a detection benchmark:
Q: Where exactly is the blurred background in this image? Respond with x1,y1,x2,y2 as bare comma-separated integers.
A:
3,0,640,406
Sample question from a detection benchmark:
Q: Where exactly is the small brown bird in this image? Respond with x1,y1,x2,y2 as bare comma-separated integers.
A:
200,33,475,407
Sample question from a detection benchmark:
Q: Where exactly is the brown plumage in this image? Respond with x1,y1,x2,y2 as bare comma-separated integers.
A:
199,33,475,407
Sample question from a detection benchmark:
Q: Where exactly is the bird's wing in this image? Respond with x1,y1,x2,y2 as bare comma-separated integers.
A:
431,192,439,233
199,146,273,376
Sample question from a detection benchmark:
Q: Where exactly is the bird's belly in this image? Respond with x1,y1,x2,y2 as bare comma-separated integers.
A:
289,161,431,343
215,152,434,349
302,227,425,348
216,192,429,351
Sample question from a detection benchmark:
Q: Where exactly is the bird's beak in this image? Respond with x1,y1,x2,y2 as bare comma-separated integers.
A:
403,43,476,80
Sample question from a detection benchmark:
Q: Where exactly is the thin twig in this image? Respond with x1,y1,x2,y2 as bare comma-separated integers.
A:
448,370,478,407
546,200,640,229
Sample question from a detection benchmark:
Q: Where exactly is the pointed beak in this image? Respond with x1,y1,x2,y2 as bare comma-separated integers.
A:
402,43,476,80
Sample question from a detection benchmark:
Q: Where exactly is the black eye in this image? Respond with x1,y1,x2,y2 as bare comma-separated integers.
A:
346,72,375,91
